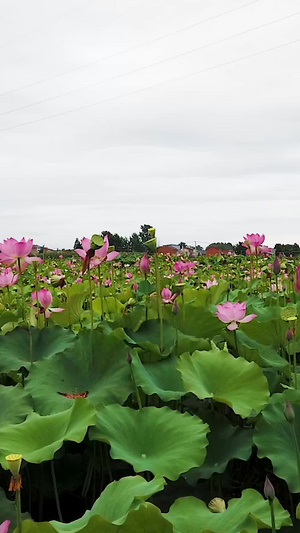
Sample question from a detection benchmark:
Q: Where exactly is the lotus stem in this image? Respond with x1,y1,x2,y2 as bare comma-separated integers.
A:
98,265,105,321
269,498,276,533
16,490,22,533
154,254,164,352
50,460,63,522
87,266,94,330
17,258,25,320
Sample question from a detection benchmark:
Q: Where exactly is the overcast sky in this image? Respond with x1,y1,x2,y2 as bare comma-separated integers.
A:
1,0,299,249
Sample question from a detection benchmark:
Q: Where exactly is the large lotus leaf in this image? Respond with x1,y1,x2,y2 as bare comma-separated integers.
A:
0,398,96,465
126,320,176,361
183,282,229,306
184,410,254,482
89,405,209,480
0,384,33,426
24,504,173,533
93,297,125,316
51,476,165,532
224,329,288,371
240,315,289,349
52,292,87,327
178,346,269,418
13,522,56,533
166,489,292,533
254,398,300,492
175,304,223,339
131,353,185,401
173,331,211,356
25,329,133,414
0,326,76,372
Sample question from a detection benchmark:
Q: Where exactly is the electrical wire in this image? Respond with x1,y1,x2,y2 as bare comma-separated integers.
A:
0,0,259,97
1,9,298,117
0,36,298,133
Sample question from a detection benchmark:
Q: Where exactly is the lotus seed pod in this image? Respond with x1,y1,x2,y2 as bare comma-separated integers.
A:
208,498,226,513
5,454,22,476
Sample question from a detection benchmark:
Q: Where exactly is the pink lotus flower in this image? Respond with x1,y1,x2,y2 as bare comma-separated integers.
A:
216,301,257,331
161,287,177,304
242,233,266,255
31,289,64,319
204,278,218,289
140,253,150,275
0,238,42,273
76,277,83,284
105,279,112,287
75,236,120,273
0,268,18,288
133,282,139,291
0,521,10,533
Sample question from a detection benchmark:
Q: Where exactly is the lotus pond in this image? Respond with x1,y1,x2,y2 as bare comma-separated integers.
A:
0,233,300,532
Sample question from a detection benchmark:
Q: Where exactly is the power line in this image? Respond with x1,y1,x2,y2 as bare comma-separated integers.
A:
1,36,298,133
0,0,259,98
1,9,298,118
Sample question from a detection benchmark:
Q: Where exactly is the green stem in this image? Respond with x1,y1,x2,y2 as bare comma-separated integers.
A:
88,266,94,330
98,265,104,321
293,330,298,390
129,363,143,410
16,490,22,533
290,422,300,487
269,499,276,533
50,460,63,522
154,254,163,352
17,259,25,320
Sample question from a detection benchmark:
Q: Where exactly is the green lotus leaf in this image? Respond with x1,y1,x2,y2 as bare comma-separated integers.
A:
131,353,185,401
14,522,56,533
184,410,254,482
224,329,288,371
51,293,87,327
93,297,125,316
25,329,133,414
0,384,33,426
0,398,96,465
0,326,76,372
51,475,165,532
166,489,292,533
174,332,211,356
126,320,176,361
89,405,209,480
178,346,269,417
175,304,223,339
23,503,173,533
254,398,300,492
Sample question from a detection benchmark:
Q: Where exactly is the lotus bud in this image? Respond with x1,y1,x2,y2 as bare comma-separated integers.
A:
127,352,133,364
140,253,150,275
286,328,294,342
284,401,295,423
264,476,275,501
273,257,281,276
208,497,226,513
5,454,22,476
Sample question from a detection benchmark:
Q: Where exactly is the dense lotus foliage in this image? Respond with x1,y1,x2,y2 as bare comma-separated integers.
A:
1,232,300,531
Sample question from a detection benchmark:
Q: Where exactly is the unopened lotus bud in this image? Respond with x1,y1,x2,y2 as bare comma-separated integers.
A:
208,497,226,513
5,454,22,476
148,227,156,238
172,301,180,315
140,253,150,275
284,401,295,423
273,257,281,276
127,352,133,364
264,476,275,500
287,328,294,342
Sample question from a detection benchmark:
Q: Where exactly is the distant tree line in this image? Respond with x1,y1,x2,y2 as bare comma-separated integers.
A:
73,224,153,253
